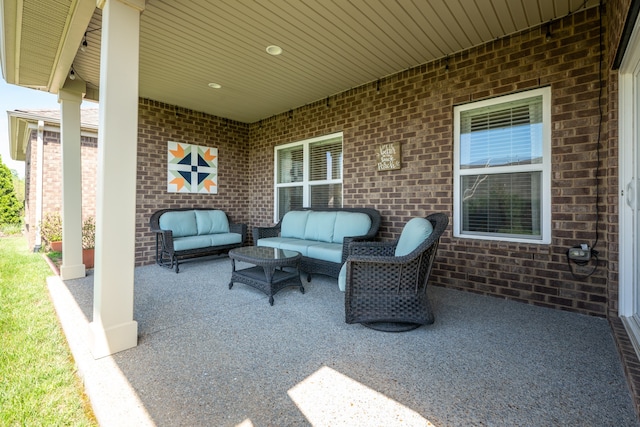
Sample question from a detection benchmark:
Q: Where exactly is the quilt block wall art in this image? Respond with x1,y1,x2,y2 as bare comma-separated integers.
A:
167,141,218,194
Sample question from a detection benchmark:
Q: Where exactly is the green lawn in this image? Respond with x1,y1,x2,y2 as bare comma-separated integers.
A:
0,236,97,426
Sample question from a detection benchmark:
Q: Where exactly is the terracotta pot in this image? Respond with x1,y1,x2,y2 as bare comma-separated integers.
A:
83,248,95,269
50,241,62,252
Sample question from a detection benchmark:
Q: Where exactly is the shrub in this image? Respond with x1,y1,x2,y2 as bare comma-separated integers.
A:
82,217,95,249
40,212,62,243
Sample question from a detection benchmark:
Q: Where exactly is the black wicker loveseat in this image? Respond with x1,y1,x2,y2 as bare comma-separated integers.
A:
253,207,381,280
150,207,246,273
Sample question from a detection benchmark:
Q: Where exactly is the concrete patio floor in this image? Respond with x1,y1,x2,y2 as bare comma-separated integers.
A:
48,255,640,426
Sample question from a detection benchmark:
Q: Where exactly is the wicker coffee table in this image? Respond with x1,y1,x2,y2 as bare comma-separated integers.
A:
228,246,304,305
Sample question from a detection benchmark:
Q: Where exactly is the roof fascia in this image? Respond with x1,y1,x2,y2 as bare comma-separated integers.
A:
0,0,19,83
7,109,99,161
49,0,96,94
7,112,30,161
38,123,98,138
27,121,98,137
7,110,99,131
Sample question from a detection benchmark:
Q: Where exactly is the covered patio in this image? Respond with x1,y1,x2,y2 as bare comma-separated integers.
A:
5,0,640,424
49,256,638,426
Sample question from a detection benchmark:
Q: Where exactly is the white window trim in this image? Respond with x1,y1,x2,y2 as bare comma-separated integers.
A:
453,87,552,244
273,132,343,222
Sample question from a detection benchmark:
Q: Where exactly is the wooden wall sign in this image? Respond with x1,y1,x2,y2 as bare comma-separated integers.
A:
376,142,401,171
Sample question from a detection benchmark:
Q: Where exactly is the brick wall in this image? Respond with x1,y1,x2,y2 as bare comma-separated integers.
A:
244,7,610,317
131,8,614,317
24,129,98,250
81,136,98,220
135,100,250,266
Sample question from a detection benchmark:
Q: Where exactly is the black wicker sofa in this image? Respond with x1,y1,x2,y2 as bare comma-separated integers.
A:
253,207,381,280
150,208,246,273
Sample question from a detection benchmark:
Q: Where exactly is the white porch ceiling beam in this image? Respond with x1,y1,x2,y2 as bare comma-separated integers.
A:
0,0,95,90
48,0,96,94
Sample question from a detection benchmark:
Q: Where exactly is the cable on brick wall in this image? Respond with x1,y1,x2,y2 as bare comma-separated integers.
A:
567,1,603,280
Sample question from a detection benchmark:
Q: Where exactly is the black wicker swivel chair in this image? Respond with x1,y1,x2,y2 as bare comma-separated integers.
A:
343,213,448,332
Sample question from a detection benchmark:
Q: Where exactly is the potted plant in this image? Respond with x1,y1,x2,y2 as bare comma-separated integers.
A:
82,216,95,268
40,212,62,252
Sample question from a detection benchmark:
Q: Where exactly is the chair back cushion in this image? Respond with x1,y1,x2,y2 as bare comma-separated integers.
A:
394,218,433,257
338,262,347,292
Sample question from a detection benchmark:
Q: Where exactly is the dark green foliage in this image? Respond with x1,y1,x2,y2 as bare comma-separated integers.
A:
11,169,25,205
0,156,23,225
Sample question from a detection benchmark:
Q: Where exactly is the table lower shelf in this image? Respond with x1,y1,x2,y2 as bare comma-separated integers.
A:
229,266,304,305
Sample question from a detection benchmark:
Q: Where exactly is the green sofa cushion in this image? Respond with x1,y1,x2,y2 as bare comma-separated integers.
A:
195,210,230,234
173,235,214,251
159,210,198,238
304,211,337,243
332,212,372,243
210,233,242,246
281,211,310,239
173,233,241,251
306,242,343,263
257,237,302,248
277,241,319,256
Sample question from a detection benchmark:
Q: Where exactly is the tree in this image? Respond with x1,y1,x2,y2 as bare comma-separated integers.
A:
11,169,25,205
0,155,23,224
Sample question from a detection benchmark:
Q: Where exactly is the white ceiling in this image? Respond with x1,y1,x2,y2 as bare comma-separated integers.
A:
6,0,601,124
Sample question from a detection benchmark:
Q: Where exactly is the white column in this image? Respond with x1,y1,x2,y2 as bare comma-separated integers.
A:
34,120,44,251
58,83,86,280
89,0,144,358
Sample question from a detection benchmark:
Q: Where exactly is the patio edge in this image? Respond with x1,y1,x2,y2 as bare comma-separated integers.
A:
610,316,640,419
46,274,155,427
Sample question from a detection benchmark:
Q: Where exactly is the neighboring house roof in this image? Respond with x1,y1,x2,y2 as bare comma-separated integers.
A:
7,108,99,161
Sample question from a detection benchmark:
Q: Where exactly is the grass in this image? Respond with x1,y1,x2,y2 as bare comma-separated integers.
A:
47,251,62,272
0,223,23,237
0,236,97,426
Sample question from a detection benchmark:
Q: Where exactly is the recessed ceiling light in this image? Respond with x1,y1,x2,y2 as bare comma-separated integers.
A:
266,45,283,56
208,82,222,89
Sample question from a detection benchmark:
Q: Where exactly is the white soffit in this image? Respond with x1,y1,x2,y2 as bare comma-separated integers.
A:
8,0,601,123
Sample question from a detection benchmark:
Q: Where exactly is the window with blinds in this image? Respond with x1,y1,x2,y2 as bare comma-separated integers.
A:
460,97,543,169
274,133,343,220
454,88,550,243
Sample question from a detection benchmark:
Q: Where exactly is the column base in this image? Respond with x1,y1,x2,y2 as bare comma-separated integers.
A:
60,263,86,280
89,320,138,359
